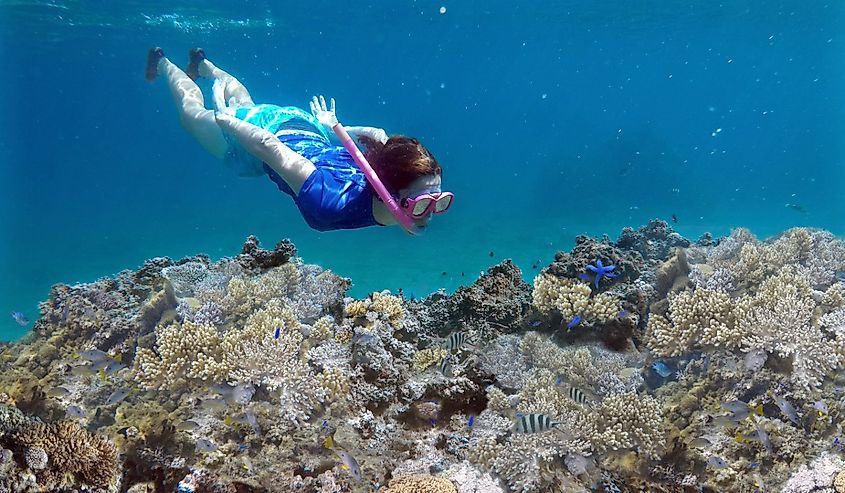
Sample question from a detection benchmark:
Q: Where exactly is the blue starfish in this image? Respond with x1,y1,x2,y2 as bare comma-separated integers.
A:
585,259,618,288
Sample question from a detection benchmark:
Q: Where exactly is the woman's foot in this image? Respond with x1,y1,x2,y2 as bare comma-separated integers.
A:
145,47,165,81
185,48,207,81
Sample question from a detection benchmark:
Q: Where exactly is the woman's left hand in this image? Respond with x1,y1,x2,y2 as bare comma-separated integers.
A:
310,95,339,127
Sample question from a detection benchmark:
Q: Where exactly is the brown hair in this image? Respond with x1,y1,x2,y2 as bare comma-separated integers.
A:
358,135,441,195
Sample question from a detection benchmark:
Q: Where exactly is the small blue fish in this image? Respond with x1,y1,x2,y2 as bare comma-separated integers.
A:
618,309,629,318
527,320,541,327
11,311,29,327
555,375,564,386
651,361,672,378
750,462,760,469
274,327,281,339
566,315,583,330
468,415,475,428
577,273,591,282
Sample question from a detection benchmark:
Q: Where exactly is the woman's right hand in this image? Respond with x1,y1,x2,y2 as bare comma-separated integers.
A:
310,95,339,128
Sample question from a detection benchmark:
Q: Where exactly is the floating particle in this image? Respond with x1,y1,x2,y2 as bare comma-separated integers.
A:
541,93,547,99
440,82,445,89
439,6,446,14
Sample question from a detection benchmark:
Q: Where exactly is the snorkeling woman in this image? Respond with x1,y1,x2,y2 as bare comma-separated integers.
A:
145,47,453,234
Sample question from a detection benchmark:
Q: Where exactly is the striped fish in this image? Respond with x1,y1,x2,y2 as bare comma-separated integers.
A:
568,386,588,405
439,355,454,377
444,331,475,351
515,413,560,433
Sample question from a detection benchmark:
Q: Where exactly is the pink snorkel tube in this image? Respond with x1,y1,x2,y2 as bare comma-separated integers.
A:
330,122,422,235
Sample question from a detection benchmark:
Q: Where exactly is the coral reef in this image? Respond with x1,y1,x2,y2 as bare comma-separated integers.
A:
2,226,845,493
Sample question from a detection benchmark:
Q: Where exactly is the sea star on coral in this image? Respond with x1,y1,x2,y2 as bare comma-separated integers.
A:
585,259,618,288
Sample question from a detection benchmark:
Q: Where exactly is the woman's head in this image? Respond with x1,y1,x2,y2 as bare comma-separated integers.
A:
358,135,441,196
358,135,448,229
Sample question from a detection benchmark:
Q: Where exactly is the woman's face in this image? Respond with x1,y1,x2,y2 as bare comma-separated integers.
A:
399,174,443,229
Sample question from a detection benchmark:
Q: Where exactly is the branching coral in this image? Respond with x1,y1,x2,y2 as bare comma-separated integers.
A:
520,333,641,396
646,288,737,358
532,274,619,324
133,320,222,390
491,430,589,493
588,392,664,458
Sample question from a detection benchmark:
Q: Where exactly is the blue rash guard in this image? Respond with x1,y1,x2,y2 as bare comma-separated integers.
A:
224,104,379,232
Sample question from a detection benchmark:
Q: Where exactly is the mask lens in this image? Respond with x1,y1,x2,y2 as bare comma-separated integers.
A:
434,194,452,213
412,197,433,217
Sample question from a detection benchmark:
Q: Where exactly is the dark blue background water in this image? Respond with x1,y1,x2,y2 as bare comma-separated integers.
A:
2,1,843,341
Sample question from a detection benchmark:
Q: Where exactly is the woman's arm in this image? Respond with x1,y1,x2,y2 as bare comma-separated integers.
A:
343,126,388,144
214,113,316,195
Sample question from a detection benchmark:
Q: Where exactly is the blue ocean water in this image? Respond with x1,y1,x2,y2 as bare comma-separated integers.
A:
1,0,843,341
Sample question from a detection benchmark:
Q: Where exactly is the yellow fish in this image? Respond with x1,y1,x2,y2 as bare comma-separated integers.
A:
98,368,106,382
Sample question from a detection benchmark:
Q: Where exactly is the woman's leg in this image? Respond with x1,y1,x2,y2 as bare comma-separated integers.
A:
187,48,254,109
148,48,228,159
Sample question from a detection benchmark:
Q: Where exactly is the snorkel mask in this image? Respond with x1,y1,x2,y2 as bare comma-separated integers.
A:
331,122,452,235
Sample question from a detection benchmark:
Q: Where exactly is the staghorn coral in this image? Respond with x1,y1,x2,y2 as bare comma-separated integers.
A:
382,475,458,493
10,420,118,490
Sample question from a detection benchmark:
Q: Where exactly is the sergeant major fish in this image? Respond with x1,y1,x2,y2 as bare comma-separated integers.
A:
444,331,475,351
514,413,561,433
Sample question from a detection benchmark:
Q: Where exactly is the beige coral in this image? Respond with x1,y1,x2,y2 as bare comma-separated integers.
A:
414,347,448,372
133,320,222,390
370,291,406,326
344,299,371,318
468,437,501,470
835,469,845,493
311,315,335,341
532,274,619,324
381,475,457,493
588,392,664,458
646,288,737,358
318,366,351,402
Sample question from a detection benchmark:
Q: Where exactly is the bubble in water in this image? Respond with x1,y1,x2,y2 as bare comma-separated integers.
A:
439,6,446,14
541,93,547,99
440,82,446,89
